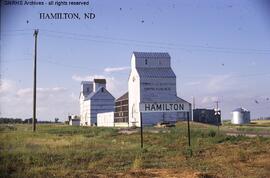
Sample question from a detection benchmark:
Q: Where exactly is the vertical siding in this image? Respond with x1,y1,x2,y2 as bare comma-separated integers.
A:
90,99,114,125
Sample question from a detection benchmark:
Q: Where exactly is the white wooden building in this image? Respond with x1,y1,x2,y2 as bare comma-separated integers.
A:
128,52,191,127
80,79,115,126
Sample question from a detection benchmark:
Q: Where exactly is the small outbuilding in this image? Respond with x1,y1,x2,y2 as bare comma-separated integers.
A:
193,108,221,126
231,108,250,125
68,115,80,126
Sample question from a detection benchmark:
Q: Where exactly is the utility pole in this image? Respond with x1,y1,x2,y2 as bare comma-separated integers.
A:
187,109,191,147
192,96,195,110
33,29,38,132
214,100,219,110
214,100,221,134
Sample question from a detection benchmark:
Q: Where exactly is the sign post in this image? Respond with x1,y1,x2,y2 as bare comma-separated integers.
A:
215,109,221,135
139,101,191,148
187,109,191,147
140,112,143,148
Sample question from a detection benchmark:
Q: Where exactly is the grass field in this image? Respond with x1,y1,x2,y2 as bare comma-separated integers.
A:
222,120,270,134
1,122,270,178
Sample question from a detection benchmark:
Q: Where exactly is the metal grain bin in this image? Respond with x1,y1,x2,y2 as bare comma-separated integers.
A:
231,108,250,124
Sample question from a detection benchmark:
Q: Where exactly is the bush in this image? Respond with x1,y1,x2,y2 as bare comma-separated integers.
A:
208,130,216,137
216,135,248,144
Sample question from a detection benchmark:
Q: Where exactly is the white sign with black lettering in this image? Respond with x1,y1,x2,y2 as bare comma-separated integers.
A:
140,102,190,113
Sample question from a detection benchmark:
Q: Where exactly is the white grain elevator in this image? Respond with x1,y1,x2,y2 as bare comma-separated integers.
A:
128,52,190,127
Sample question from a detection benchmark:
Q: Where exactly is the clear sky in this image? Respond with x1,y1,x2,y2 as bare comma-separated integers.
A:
1,0,270,121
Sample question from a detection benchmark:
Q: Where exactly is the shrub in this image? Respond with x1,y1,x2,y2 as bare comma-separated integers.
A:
208,130,216,137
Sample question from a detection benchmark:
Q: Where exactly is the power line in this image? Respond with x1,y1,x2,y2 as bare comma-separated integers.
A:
1,29,34,32
41,33,270,55
2,28,270,54
41,29,270,52
39,29,270,55
1,33,32,37
3,57,270,78
41,33,185,51
1,59,32,63
39,59,97,71
180,72,270,79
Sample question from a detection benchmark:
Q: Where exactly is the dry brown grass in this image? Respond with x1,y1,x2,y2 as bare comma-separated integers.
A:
25,138,71,148
1,124,270,178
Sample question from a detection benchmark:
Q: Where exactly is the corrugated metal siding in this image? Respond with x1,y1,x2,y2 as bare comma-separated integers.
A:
136,68,176,78
133,52,170,58
115,93,129,123
116,92,128,102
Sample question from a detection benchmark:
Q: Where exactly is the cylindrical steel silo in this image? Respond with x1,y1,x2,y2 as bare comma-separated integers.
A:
231,108,250,124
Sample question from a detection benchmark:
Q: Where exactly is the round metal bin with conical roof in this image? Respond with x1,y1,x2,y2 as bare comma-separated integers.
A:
231,108,250,125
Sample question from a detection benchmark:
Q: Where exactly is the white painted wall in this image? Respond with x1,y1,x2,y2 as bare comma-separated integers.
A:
80,96,90,126
97,112,114,127
79,82,92,126
129,55,141,127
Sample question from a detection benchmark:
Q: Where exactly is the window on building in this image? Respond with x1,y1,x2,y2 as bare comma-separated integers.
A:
101,88,104,92
87,88,89,92
145,59,148,65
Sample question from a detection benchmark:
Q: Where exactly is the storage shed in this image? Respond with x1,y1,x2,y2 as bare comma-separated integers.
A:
68,115,80,126
193,108,221,125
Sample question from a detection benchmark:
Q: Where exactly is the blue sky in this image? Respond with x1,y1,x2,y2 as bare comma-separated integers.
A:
1,0,270,121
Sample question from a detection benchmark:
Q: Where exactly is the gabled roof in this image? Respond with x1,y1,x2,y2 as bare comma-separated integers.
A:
176,97,191,104
116,92,128,101
85,91,95,100
133,52,170,58
85,87,115,100
136,68,176,78
81,81,93,85
232,107,249,112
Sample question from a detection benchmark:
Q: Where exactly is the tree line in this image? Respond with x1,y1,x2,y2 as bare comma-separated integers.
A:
0,118,60,124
